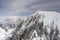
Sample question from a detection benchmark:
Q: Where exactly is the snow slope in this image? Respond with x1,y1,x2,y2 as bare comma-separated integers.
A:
28,11,60,40
0,16,26,40
0,27,15,40
0,11,60,40
36,11,60,31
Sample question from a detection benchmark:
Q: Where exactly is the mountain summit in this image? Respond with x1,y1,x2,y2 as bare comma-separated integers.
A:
0,11,60,40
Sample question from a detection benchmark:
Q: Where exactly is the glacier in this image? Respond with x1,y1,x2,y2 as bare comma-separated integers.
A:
0,11,60,40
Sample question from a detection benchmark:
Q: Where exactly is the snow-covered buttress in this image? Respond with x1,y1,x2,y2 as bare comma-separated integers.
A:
0,11,60,40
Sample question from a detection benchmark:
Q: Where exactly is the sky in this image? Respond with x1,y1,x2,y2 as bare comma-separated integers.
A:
0,0,60,16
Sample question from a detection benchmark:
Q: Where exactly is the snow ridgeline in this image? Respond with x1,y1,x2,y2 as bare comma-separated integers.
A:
0,11,60,40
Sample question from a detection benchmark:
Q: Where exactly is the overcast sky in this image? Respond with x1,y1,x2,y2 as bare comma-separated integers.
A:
0,0,60,16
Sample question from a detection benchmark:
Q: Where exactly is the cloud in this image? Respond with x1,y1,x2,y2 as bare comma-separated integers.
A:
0,0,60,16
30,1,60,11
6,0,60,13
2,0,38,12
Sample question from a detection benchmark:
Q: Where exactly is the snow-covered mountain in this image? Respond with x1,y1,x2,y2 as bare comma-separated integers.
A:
0,11,60,40
0,16,27,30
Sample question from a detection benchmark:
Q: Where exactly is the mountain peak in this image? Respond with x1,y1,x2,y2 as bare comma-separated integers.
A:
6,11,60,40
0,11,60,40
32,11,60,26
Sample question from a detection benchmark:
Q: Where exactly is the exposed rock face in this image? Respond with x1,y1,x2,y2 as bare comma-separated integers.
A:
6,11,60,40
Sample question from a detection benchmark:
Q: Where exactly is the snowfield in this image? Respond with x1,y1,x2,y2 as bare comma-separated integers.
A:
0,11,60,40
0,28,15,40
